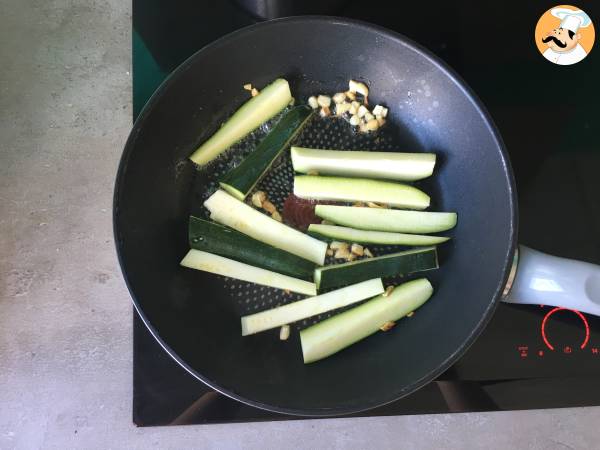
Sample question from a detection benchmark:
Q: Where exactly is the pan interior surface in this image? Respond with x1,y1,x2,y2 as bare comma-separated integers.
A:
115,17,516,416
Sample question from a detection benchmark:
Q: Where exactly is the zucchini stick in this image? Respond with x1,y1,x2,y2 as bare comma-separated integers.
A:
294,175,430,210
301,278,434,363
315,205,457,233
308,224,449,246
220,106,313,200
204,190,327,265
190,78,292,165
189,217,314,279
241,278,384,336
180,249,316,296
314,247,438,290
291,147,436,181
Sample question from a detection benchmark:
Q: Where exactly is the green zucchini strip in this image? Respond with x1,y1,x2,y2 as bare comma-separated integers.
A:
291,147,436,181
308,224,449,246
241,278,384,336
189,217,315,280
180,249,316,296
204,190,327,265
315,205,457,233
301,278,434,363
220,106,313,200
294,175,430,210
190,78,292,165
314,246,438,290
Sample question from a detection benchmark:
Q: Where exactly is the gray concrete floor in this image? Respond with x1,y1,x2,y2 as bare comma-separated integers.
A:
1,1,600,449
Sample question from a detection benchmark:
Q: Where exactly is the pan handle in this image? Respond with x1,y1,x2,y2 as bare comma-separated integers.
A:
502,245,600,316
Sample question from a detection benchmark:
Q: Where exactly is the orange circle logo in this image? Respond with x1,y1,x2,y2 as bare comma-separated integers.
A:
535,5,595,65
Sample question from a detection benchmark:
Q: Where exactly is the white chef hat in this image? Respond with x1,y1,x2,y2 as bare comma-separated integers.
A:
551,7,592,33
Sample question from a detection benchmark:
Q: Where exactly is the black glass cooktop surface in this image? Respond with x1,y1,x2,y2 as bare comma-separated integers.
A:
131,0,600,426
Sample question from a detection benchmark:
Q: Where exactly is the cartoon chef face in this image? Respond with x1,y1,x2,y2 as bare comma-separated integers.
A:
538,7,593,66
542,27,581,52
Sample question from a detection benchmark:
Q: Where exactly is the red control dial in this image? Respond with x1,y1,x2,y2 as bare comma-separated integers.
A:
541,307,590,351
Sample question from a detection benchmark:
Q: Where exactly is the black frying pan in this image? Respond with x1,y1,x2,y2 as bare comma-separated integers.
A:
114,17,517,416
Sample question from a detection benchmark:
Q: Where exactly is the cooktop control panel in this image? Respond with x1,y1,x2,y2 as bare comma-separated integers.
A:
537,307,594,356
449,304,600,380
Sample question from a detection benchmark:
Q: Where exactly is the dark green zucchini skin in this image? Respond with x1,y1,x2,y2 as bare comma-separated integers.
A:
315,247,438,290
189,216,315,280
219,106,313,200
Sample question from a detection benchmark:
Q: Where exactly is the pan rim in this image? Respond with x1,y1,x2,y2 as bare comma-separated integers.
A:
114,15,518,417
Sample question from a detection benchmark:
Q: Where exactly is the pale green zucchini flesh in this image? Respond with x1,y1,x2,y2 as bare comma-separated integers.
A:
294,175,430,210
301,278,434,363
180,249,316,296
315,205,457,233
240,278,384,336
204,190,327,265
307,224,449,246
291,147,436,181
190,78,292,165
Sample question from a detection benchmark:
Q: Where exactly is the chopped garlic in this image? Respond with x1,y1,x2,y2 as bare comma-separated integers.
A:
271,210,282,222
353,201,365,207
317,95,331,108
335,102,351,115
346,253,356,262
280,325,290,340
349,80,369,97
364,247,374,258
351,243,364,256
262,200,276,214
243,83,252,91
349,101,361,115
333,92,346,104
330,241,349,250
311,79,387,133
364,119,379,131
326,248,334,256
406,312,415,318
372,104,384,116
382,285,394,297
334,247,351,259
251,191,266,208
367,201,384,208
380,321,396,331
251,88,259,97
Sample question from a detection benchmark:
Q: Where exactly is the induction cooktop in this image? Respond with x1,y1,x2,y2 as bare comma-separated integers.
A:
130,0,600,426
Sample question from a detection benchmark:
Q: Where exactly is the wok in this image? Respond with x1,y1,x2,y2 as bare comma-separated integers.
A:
114,17,600,416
